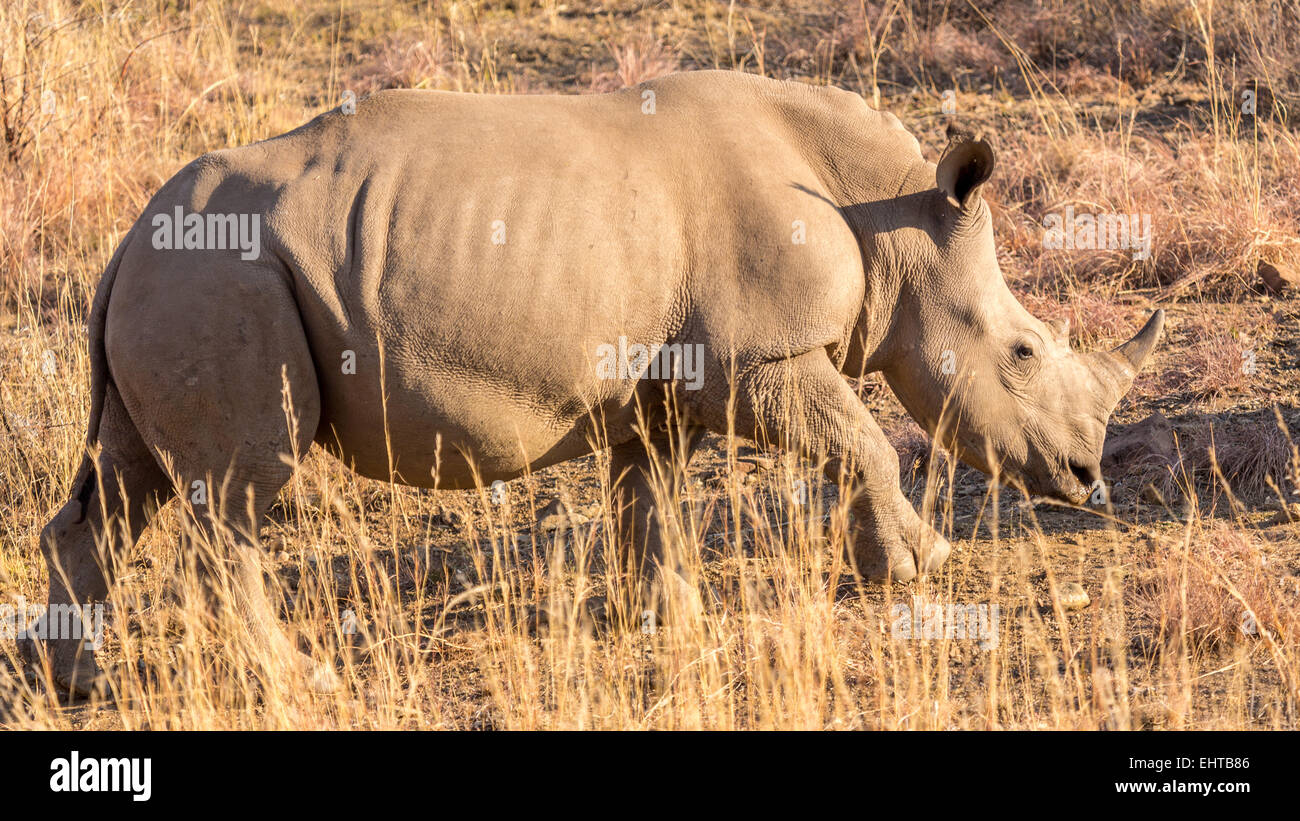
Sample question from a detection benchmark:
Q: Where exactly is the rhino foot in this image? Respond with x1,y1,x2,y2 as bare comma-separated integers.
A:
57,656,108,697
852,512,951,583
27,639,110,697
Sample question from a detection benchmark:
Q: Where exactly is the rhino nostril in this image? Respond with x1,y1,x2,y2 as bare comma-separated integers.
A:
1069,460,1100,489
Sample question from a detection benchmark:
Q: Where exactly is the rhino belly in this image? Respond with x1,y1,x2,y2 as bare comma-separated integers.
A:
312,384,614,489
308,324,643,489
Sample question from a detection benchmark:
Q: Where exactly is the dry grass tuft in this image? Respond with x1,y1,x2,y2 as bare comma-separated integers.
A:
1134,524,1300,654
589,32,680,93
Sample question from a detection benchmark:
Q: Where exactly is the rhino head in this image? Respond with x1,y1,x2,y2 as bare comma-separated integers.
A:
876,130,1164,504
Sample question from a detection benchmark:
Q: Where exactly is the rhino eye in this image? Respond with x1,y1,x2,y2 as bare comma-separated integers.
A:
1014,343,1035,360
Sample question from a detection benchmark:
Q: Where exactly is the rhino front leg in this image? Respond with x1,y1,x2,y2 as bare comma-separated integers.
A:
725,348,950,582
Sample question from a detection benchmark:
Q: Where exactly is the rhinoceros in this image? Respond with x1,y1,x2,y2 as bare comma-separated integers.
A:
28,70,1162,693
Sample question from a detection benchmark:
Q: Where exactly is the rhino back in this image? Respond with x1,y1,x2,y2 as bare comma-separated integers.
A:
152,72,905,482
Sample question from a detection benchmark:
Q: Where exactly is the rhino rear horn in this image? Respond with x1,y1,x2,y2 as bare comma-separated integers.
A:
936,130,995,209
1111,309,1165,375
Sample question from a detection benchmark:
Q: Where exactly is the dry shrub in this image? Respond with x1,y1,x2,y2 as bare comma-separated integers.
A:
911,21,1007,82
1210,414,1296,502
1165,413,1290,506
588,32,679,93
1101,405,1296,509
920,0,1298,95
1134,524,1300,653
349,33,451,93
1181,333,1258,399
1173,306,1275,399
993,127,1300,297
1054,63,1130,97
1116,446,1185,510
0,4,299,309
1217,0,1300,116
1007,0,1192,88
1016,287,1140,346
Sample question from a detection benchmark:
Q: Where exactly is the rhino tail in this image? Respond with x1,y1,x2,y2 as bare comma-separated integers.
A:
71,228,136,519
85,229,136,445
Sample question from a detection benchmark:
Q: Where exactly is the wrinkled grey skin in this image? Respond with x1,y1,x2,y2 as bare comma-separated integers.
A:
26,71,1162,694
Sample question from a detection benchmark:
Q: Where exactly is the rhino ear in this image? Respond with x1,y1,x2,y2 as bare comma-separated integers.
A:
1049,317,1070,345
936,128,995,209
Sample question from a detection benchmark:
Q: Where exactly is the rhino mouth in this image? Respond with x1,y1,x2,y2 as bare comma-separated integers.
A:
1032,460,1100,505
960,443,1100,505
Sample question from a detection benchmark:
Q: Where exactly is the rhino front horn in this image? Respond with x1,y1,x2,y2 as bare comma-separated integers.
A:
1111,309,1165,375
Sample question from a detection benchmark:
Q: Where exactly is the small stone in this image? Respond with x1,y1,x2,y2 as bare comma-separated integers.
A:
1138,482,1167,505
738,456,775,473
1258,259,1299,294
1130,634,1160,657
1266,502,1300,525
1057,581,1091,611
429,505,464,530
537,498,588,532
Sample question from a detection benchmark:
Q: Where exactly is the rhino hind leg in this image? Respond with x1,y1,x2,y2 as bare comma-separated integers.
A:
606,421,707,628
715,348,951,583
105,262,336,694
27,383,173,696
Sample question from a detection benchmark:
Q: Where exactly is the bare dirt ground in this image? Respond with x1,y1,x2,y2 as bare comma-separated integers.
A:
2,0,1299,729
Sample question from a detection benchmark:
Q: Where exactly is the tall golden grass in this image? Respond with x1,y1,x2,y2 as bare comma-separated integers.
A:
1,0,1298,729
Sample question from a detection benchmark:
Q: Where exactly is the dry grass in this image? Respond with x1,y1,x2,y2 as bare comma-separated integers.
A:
589,31,680,93
1,0,1300,730
1134,523,1300,655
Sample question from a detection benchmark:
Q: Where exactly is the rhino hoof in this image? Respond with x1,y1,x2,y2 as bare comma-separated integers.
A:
919,532,953,575
854,528,950,583
854,547,917,584
54,655,108,698
889,560,919,584
23,638,108,697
